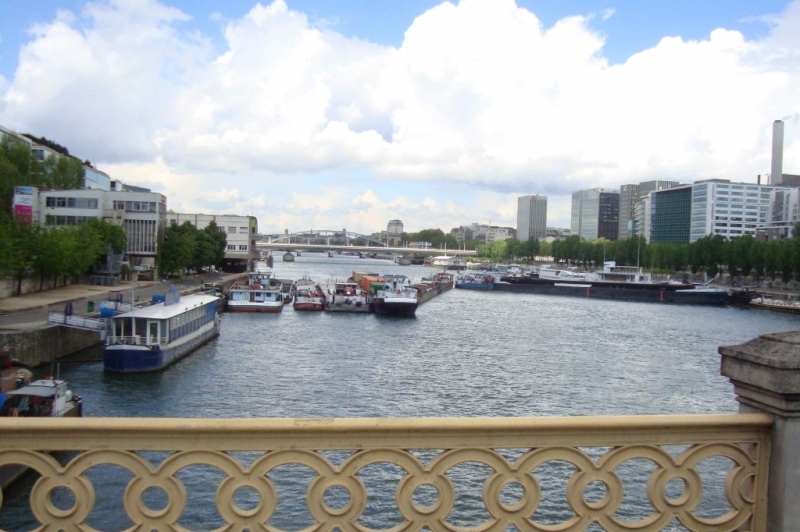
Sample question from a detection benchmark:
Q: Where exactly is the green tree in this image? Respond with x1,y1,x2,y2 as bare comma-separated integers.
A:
0,218,39,294
158,222,196,277
41,155,85,190
204,221,227,266
85,218,127,253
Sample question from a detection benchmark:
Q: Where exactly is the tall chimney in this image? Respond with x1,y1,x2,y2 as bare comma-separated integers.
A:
772,120,784,185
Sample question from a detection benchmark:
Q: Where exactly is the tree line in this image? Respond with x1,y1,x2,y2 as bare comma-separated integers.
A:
158,221,227,278
1,134,86,216
0,215,127,294
549,230,800,283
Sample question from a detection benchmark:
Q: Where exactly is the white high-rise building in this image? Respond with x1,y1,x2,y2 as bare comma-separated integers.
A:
516,195,547,241
689,180,783,242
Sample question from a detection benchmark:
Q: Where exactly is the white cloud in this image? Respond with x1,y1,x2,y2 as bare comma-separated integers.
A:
2,0,800,232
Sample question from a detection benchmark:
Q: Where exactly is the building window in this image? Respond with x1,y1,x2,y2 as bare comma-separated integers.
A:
239,245,248,251
227,245,236,251
228,227,236,233
240,227,248,233
218,227,225,232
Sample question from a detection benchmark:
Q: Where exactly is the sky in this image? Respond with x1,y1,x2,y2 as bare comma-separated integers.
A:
1,0,799,235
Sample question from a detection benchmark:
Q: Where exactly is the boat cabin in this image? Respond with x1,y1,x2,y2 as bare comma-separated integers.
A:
229,284,283,304
591,261,650,283
2,379,69,417
107,293,220,348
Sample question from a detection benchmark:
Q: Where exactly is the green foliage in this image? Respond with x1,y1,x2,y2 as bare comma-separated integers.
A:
85,218,127,253
158,220,227,277
41,154,85,190
401,228,459,249
0,134,85,217
0,214,119,294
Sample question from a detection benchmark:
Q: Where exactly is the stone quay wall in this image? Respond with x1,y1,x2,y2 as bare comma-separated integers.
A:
0,326,101,368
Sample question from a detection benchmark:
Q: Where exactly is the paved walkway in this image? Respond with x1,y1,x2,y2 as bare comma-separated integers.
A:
0,274,243,331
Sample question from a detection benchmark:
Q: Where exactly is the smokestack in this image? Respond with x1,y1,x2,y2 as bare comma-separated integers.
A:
772,120,784,185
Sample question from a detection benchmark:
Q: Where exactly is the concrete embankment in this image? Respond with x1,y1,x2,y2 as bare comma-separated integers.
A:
0,274,246,367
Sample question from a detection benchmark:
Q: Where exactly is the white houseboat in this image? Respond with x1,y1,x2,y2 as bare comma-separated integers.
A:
227,269,284,313
104,288,222,373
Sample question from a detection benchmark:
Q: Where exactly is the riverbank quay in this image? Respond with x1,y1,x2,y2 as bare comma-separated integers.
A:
0,273,246,367
3,329,800,530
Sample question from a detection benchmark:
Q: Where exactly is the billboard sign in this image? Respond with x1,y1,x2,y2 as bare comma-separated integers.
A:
13,186,35,223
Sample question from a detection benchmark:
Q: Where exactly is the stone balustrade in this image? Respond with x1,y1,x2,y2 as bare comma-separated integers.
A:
0,414,773,531
1,329,799,531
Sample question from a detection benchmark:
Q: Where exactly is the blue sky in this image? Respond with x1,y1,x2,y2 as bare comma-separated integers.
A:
1,0,789,80
1,0,798,233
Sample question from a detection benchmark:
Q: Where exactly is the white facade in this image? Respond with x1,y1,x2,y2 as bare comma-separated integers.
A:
762,188,800,239
37,188,167,264
168,213,257,263
689,180,781,242
516,195,547,241
632,195,652,242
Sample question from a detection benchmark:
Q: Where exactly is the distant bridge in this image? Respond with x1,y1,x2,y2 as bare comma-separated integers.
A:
256,229,476,257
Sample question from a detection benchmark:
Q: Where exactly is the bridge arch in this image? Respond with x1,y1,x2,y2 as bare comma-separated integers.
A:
266,230,388,247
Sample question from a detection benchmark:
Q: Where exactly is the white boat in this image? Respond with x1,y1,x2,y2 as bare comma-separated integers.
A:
538,266,587,281
373,275,418,317
227,268,284,313
1,378,81,417
324,281,372,313
104,289,222,372
432,255,455,268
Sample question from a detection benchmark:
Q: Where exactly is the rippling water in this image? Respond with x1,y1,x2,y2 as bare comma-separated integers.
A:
3,253,798,531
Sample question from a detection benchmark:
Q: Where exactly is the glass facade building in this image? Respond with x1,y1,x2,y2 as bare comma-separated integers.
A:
649,186,692,244
571,188,619,240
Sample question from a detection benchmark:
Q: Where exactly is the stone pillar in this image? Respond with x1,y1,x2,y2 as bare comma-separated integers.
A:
719,331,800,532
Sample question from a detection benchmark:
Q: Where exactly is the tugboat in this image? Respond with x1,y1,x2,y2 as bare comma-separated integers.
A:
373,275,419,317
1,377,82,417
294,275,325,311
0,376,83,488
324,281,372,313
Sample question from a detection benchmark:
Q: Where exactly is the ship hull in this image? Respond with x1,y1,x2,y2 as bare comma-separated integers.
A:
104,320,221,373
494,279,730,305
294,301,324,311
227,302,283,313
373,298,418,316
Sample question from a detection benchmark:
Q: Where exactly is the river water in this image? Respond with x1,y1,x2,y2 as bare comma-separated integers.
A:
3,253,799,531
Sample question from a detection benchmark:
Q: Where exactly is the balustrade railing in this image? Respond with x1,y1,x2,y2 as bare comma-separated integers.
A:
105,335,168,346
0,414,771,531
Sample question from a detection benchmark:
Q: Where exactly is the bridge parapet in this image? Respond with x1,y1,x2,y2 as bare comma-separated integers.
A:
0,414,771,531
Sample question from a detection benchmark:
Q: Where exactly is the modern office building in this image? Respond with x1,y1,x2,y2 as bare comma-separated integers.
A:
516,195,548,241
688,180,780,242
619,180,680,239
571,188,620,240
648,186,693,244
757,188,800,240
168,213,258,271
35,187,167,266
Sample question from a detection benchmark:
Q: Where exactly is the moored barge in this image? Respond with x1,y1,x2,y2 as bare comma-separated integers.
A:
104,290,222,373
